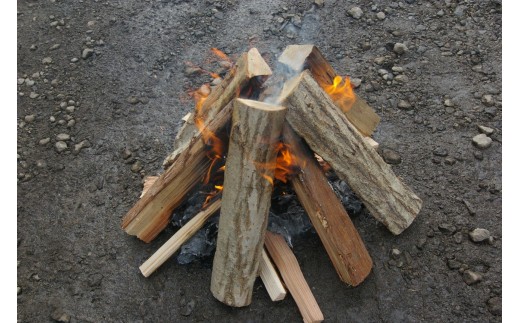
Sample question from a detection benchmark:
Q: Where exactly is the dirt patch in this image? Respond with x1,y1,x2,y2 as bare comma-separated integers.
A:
17,0,501,321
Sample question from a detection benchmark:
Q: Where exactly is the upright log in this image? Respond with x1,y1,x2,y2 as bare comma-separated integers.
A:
264,231,324,323
211,99,286,307
278,44,380,137
164,47,272,168
121,102,233,243
283,125,373,286
279,71,422,235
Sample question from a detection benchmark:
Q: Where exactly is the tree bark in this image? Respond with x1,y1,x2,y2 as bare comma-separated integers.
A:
121,102,233,243
283,125,373,286
264,231,324,323
210,99,286,307
278,44,380,137
164,47,272,168
279,71,422,235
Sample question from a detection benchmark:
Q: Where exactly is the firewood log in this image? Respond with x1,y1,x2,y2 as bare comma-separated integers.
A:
279,71,422,235
278,44,380,137
164,47,272,168
283,125,373,286
210,99,286,307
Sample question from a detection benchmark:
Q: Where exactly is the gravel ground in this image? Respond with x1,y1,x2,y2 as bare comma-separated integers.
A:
17,0,502,322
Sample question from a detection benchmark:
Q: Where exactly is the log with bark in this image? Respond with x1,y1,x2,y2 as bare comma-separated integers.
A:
210,99,287,307
164,47,272,168
264,231,324,323
121,102,233,243
278,71,422,235
283,125,373,286
278,44,380,137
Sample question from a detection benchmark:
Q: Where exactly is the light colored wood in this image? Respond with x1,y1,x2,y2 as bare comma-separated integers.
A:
364,137,379,150
279,71,422,235
164,48,272,168
259,249,287,301
121,102,233,243
278,44,380,136
140,176,159,198
210,99,287,307
264,231,324,323
139,199,222,277
283,125,373,286
181,112,192,122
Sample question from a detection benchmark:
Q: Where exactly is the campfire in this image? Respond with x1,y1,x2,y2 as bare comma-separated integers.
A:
121,45,422,322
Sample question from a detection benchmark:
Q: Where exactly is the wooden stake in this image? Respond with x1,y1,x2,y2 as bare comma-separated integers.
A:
259,249,287,301
121,101,233,243
278,44,380,137
210,99,286,307
279,71,422,235
264,231,324,323
283,125,373,286
164,48,272,168
139,199,222,277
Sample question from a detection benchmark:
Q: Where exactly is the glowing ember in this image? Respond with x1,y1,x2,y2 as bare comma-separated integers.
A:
323,75,356,112
211,47,232,63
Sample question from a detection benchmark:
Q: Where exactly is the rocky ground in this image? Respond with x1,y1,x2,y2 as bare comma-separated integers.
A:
17,0,502,322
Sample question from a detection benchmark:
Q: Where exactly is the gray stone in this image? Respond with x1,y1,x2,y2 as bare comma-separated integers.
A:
55,141,68,152
482,94,495,106
391,248,401,259
36,160,47,168
56,133,70,141
487,297,501,316
462,270,482,285
474,150,484,160
50,116,56,122
29,92,39,99
392,66,404,73
314,0,324,8
181,299,195,316
50,44,61,50
24,115,35,123
472,134,492,149
447,259,461,270
82,48,94,59
444,99,455,107
25,79,35,86
393,43,408,55
17,78,25,85
42,57,53,64
382,148,402,164
51,308,71,322
17,286,21,295
66,106,75,113
453,231,463,244
351,78,362,88
67,119,76,128
348,7,364,19
394,74,409,83
71,57,79,63
462,199,476,215
478,125,494,135
376,12,386,20
469,228,490,242
127,96,139,104
74,140,91,153
39,138,51,145
444,156,456,165
454,5,466,17
397,100,412,110
131,161,143,173
184,66,202,76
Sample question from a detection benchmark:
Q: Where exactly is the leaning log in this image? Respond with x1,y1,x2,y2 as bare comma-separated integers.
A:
283,125,373,286
278,44,380,137
210,99,287,307
121,102,233,243
264,231,324,323
164,47,272,168
278,71,422,235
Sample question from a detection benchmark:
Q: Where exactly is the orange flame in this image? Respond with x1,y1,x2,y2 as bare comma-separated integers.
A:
255,142,304,185
323,75,356,112
211,48,232,63
203,184,224,208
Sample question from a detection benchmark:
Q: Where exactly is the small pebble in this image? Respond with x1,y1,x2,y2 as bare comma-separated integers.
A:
463,270,482,285
477,125,494,135
487,297,502,316
71,57,79,63
481,94,495,106
469,228,490,243
17,78,25,85
376,12,386,20
473,150,484,160
55,141,68,152
50,44,61,50
348,7,364,19
50,116,56,122
351,78,362,88
51,308,71,323
42,57,53,64
381,148,402,164
394,74,409,83
391,248,401,259
131,161,143,173
127,96,139,105
472,134,492,149
24,115,35,123
29,92,39,99
82,48,94,60
66,106,75,113
39,138,50,145
393,43,408,55
444,99,454,107
17,286,22,295
397,100,412,110
56,133,70,141
74,140,91,153
67,119,76,128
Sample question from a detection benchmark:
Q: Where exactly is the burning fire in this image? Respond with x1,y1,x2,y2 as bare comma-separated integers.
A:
211,48,232,63
257,142,304,186
323,75,356,112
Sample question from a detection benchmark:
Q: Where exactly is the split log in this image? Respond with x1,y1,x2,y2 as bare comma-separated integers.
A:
210,99,287,307
139,199,222,277
264,231,324,323
259,249,287,301
283,125,373,286
278,44,380,137
121,101,233,243
279,71,422,235
164,47,272,168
